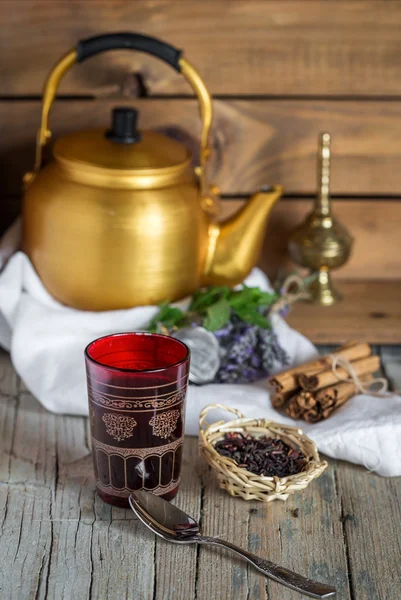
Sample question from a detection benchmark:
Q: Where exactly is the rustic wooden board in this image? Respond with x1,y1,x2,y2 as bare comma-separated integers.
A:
196,456,251,599
0,347,18,397
286,281,401,344
0,351,401,599
2,98,401,196
0,361,56,597
245,462,351,599
336,465,401,600
1,1,401,97
222,199,401,282
153,438,201,600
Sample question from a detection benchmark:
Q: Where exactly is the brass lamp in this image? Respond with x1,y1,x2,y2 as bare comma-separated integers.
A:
288,133,353,306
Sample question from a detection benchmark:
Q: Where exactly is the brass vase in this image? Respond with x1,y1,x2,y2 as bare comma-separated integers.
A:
288,133,353,306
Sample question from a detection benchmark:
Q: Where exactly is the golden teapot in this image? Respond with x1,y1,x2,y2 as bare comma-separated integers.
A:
23,33,282,310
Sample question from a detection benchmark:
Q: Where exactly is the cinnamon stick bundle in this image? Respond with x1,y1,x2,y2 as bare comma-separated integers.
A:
271,389,295,408
286,391,317,419
286,375,373,423
287,397,306,419
268,341,371,396
297,354,380,392
270,340,383,423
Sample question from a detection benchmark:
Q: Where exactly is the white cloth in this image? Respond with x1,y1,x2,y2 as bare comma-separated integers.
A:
1,226,401,476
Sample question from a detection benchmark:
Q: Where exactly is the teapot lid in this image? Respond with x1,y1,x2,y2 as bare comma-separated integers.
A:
53,107,192,189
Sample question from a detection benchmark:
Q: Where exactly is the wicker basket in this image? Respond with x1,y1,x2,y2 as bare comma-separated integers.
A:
199,404,327,502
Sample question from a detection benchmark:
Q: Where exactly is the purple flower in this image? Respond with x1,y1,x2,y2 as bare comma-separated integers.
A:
212,310,289,384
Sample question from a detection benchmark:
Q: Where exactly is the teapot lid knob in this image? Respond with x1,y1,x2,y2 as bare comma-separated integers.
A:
105,107,142,144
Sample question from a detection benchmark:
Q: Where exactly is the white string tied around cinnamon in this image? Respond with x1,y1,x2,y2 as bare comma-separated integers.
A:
330,354,390,397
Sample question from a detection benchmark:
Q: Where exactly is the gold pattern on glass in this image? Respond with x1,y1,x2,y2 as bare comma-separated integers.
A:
91,437,183,497
87,372,188,390
88,388,186,411
91,436,183,458
102,413,137,441
149,409,180,439
96,478,180,499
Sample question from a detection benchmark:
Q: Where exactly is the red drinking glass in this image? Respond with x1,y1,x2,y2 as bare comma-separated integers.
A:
85,332,190,508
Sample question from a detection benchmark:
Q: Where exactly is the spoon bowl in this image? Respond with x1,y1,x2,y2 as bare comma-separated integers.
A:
130,489,199,542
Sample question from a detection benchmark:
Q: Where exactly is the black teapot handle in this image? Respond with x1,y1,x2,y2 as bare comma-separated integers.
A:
25,32,213,194
77,32,182,72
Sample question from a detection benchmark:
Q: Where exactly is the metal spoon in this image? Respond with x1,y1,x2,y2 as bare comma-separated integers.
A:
129,490,336,599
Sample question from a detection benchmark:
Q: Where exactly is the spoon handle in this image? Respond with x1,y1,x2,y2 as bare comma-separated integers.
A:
197,535,336,599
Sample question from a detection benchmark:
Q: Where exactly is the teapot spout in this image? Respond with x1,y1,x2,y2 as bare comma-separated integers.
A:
202,185,283,286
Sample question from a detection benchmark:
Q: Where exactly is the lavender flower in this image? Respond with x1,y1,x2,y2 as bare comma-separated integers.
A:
213,314,289,384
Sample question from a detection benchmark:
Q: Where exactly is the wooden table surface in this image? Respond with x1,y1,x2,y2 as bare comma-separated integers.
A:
1,348,400,600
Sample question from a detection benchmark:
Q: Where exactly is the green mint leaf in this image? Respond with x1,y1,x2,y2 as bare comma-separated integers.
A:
228,291,247,309
190,286,230,312
148,303,168,331
255,290,278,306
229,288,256,309
229,287,277,310
233,305,271,329
203,298,231,331
148,303,185,331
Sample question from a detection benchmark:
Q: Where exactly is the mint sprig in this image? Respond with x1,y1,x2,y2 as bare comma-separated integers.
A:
148,285,278,333
204,298,231,331
148,303,185,332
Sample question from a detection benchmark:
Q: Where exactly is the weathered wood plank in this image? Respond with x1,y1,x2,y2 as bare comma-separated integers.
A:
8,391,57,486
43,414,94,599
2,99,401,196
0,349,18,397
0,353,19,588
222,199,401,282
1,1,401,97
45,412,156,600
247,462,350,600
154,438,201,600
336,464,401,600
0,349,156,600
0,358,55,600
196,453,250,599
1,352,401,600
90,504,156,600
0,393,16,483
196,445,349,599
286,281,401,344
0,484,53,600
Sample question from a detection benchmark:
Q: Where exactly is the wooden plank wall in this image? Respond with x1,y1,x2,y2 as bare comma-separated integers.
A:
1,0,401,282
